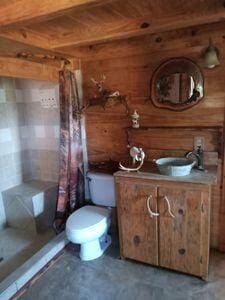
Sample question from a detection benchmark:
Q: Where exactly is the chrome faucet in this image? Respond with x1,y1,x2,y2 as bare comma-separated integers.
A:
185,145,204,170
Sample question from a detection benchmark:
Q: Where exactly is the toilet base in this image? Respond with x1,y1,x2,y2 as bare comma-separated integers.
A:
79,234,112,261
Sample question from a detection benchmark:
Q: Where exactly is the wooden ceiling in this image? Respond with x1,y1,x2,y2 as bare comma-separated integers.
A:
0,0,225,65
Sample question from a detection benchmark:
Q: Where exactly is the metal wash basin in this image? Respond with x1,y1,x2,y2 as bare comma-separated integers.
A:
154,157,196,177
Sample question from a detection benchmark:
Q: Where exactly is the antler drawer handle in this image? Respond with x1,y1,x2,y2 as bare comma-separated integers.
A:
147,195,159,218
163,195,175,218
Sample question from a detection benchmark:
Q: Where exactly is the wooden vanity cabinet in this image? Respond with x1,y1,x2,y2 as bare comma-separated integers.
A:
116,181,159,265
115,176,211,278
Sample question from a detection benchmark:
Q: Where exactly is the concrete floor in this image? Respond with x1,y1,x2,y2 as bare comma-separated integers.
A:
0,227,54,282
20,236,225,300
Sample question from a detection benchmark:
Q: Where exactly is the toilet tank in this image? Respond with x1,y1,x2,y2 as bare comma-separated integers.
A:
87,172,116,207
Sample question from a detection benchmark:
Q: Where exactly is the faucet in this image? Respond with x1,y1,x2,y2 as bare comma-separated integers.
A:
185,145,204,170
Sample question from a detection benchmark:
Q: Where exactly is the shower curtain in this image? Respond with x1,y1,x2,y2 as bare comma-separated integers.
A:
54,69,84,233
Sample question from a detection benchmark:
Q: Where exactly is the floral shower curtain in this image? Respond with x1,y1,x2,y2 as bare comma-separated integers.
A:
54,69,84,233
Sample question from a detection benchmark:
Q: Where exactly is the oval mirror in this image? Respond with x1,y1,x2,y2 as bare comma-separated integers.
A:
150,58,204,111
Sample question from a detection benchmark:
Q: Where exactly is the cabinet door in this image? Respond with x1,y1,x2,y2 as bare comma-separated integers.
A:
116,180,158,265
158,185,210,277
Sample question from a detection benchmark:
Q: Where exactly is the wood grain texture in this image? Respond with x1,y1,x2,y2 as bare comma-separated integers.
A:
158,185,210,277
0,0,115,29
0,57,58,82
219,116,225,251
63,22,225,60
82,24,225,249
52,6,225,49
115,180,158,265
115,164,217,186
0,28,50,50
0,35,69,67
8,0,222,50
115,175,211,277
0,0,225,63
0,0,223,250
127,127,222,154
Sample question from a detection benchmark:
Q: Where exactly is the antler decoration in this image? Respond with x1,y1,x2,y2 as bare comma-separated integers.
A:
119,147,145,172
84,75,130,114
90,74,106,93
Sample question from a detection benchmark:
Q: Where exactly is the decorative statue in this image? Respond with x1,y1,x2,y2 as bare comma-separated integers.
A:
131,110,140,128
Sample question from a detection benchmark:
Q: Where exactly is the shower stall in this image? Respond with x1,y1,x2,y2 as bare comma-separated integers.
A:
0,77,64,298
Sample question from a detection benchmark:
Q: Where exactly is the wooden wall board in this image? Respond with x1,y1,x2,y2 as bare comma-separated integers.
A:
82,25,225,249
0,57,58,82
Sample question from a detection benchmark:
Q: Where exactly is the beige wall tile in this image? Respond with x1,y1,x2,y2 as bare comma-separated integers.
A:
0,77,60,192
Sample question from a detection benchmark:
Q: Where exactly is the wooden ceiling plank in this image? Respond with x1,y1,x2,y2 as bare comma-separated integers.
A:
0,0,116,29
51,10,225,49
0,28,51,49
61,22,225,61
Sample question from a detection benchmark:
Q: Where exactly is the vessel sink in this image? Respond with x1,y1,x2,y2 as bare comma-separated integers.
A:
154,157,196,177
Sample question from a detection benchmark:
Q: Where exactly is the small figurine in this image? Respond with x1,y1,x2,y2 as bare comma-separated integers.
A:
131,110,140,128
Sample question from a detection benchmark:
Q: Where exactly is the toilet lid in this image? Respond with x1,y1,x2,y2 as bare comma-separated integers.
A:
66,205,109,231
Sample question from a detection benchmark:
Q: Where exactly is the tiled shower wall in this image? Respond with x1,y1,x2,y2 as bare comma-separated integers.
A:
23,79,60,182
0,77,29,193
0,77,60,194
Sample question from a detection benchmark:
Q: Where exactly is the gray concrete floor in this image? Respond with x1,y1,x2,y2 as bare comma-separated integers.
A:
20,236,225,300
0,227,54,282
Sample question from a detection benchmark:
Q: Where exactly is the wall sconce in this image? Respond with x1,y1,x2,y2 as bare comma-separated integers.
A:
203,39,220,69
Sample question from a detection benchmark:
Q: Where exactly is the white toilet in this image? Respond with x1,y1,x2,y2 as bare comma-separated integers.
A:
66,171,116,261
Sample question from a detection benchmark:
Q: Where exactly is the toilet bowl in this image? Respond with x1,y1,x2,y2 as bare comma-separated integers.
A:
66,205,111,260
66,171,116,261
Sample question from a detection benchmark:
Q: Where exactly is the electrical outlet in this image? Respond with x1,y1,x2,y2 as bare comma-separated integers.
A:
194,136,205,150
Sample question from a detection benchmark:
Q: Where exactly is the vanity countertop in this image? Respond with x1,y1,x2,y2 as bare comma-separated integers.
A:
114,162,218,185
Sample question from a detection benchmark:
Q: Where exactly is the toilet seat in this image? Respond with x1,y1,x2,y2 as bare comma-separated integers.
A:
66,205,110,245
67,205,109,232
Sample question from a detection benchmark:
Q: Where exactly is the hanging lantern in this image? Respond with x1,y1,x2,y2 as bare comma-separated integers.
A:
203,39,220,69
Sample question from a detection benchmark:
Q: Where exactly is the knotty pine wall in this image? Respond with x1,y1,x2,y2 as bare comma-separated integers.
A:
81,23,225,249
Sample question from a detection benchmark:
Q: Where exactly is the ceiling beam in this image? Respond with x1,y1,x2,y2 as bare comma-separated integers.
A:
0,28,76,60
0,35,72,67
0,0,115,29
64,22,225,61
51,9,225,50
0,57,58,82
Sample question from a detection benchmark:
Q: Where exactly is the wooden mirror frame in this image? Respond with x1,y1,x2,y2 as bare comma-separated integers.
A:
150,57,204,111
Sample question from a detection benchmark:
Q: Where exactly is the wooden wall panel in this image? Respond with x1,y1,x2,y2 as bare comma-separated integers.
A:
127,128,222,153
81,26,225,249
0,57,58,82
211,161,222,248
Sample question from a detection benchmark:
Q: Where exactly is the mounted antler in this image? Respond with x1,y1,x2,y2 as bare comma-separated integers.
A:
90,75,106,93
84,74,130,114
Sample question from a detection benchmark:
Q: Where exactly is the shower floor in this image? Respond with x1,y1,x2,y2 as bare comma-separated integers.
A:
0,227,54,282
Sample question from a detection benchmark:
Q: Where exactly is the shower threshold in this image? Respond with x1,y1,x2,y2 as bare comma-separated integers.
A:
0,227,54,283
0,231,69,300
